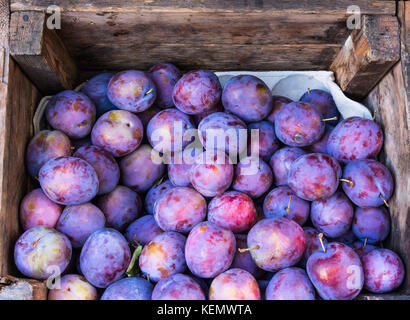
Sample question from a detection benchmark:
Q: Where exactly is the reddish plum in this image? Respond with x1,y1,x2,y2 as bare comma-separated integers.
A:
328,117,383,163
263,186,310,226
247,121,280,161
173,70,221,115
124,215,163,246
101,277,153,300
266,267,315,300
145,179,175,215
148,63,182,108
48,274,98,300
232,234,265,279
208,191,256,233
300,89,339,125
299,227,328,267
222,75,272,122
91,110,143,157
107,70,156,112
56,203,106,248
352,207,390,243
311,192,354,238
80,228,130,288
341,159,393,207
185,221,236,278
154,187,206,233
266,96,292,124
97,185,142,231
269,147,306,186
14,226,72,280
288,153,341,201
152,273,205,300
139,231,186,282
19,188,62,230
247,217,306,272
26,130,71,178
209,268,260,300
39,156,99,205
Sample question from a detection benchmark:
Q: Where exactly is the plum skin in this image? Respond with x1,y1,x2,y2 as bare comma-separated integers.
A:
266,95,292,124
300,89,339,125
299,227,328,267
14,226,72,280
124,215,163,246
144,179,175,215
101,277,153,300
352,207,390,243
209,268,261,300
185,221,236,279
48,274,98,300
148,63,182,108
247,120,280,161
269,147,306,186
80,228,131,288
152,273,205,300
232,234,265,279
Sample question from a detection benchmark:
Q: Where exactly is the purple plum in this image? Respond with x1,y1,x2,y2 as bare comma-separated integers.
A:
307,125,334,154
101,277,153,300
152,273,205,300
124,215,164,246
247,120,280,161
168,147,202,187
148,63,182,108
299,227,328,267
232,234,265,279
300,89,339,125
352,206,390,243
269,147,306,186
48,274,98,300
351,241,378,259
266,96,292,124
144,179,175,215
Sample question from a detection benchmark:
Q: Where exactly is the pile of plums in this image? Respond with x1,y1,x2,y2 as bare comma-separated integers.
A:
15,63,405,300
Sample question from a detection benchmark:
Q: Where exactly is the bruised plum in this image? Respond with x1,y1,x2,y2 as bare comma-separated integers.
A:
148,63,182,108
152,273,205,300
124,215,164,246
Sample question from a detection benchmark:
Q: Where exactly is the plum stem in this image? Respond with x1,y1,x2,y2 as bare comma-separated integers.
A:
145,88,153,95
307,88,311,94
285,195,292,214
340,178,354,187
322,116,338,122
363,238,368,249
379,194,389,207
318,233,326,253
238,245,260,253
372,110,376,121
126,244,143,277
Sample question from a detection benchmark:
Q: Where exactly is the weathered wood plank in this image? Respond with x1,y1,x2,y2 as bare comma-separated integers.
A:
10,0,396,15
9,11,77,94
0,276,47,300
398,1,410,108
0,57,42,276
331,15,400,100
363,62,410,294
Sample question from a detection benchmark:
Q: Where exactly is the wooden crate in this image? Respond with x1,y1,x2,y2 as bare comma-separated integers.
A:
0,0,408,299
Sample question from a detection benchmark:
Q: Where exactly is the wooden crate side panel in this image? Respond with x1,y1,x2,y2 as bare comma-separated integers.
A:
0,58,41,276
363,62,410,293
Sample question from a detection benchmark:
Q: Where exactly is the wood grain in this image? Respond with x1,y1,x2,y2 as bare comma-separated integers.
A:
398,1,410,108
9,11,77,94
0,276,47,300
363,62,410,294
331,15,400,100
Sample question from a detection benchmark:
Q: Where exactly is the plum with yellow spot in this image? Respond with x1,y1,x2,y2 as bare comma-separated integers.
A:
152,273,206,300
124,215,164,246
101,277,153,300
139,231,187,282
148,63,182,108
48,274,98,300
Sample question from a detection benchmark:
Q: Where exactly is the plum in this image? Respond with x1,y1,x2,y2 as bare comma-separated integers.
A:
288,153,341,201
120,144,166,193
71,136,92,151
148,63,182,108
190,152,234,197
46,90,96,139
208,191,257,233
14,226,72,280
91,110,143,157
299,227,328,267
247,217,306,272
101,277,153,300
311,192,354,238
154,187,206,233
168,147,203,187
247,121,280,161
48,274,98,300
56,203,106,248
209,268,260,300
275,102,325,147
266,267,315,300
172,70,221,115
147,108,195,154
19,188,62,230
80,73,117,116
185,221,236,278
232,234,265,279
80,228,130,288
124,215,164,246
144,179,175,215
362,249,405,293
152,273,205,300
233,156,272,199
351,241,378,259
341,159,394,207
266,96,292,124
97,185,142,231
328,117,383,163
139,232,186,282
269,147,306,186
198,112,247,157
352,207,390,243
192,101,224,126
137,104,162,128
222,75,272,122
107,70,156,112
26,130,71,178
300,89,339,125
333,229,357,246
39,156,99,205
74,145,120,195
307,242,364,300
263,186,310,226
307,125,334,154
